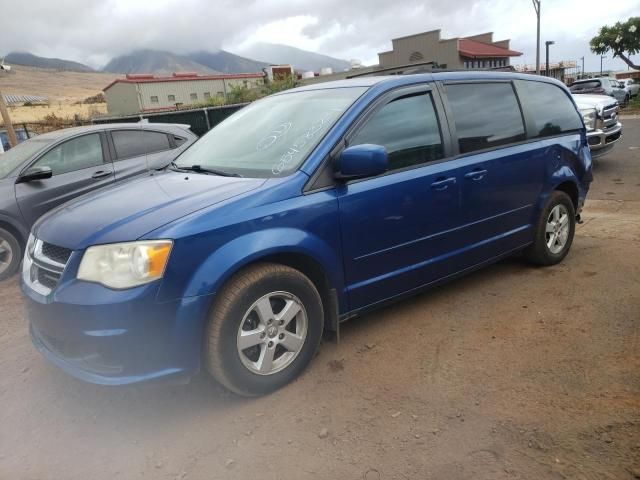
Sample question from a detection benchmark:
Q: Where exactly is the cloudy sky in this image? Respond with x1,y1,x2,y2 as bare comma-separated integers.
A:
1,0,638,72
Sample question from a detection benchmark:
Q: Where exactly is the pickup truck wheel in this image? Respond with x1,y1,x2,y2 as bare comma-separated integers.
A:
0,228,21,281
524,191,575,266
204,263,324,396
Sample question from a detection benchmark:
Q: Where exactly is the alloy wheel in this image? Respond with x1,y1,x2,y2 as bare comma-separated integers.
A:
545,204,570,254
236,291,308,375
0,238,14,276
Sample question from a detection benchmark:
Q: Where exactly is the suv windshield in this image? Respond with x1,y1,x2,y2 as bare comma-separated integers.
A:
0,138,52,179
174,87,367,177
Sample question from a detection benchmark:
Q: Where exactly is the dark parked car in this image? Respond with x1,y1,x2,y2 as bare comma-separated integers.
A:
570,77,629,106
22,72,592,396
0,127,31,153
0,123,196,280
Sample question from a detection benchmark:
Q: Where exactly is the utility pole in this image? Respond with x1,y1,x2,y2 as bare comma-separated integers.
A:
0,60,17,150
545,40,555,77
532,0,541,75
580,56,585,78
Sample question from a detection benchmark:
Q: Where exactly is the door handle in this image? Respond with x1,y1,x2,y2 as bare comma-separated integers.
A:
91,170,111,179
430,177,456,191
464,169,488,181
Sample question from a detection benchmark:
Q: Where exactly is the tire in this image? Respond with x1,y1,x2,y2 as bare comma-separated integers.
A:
524,191,576,266
0,228,21,281
204,263,324,396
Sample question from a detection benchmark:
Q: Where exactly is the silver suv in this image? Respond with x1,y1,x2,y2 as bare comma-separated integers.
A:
570,77,629,106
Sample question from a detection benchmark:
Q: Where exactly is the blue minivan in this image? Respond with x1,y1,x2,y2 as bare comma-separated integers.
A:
21,72,592,396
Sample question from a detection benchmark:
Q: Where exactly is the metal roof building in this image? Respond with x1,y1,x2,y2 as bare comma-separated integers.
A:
103,72,265,116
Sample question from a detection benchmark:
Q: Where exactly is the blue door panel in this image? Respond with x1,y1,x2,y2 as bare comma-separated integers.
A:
337,162,461,310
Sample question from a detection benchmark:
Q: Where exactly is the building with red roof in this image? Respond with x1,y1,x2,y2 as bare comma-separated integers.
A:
378,30,522,70
103,72,265,116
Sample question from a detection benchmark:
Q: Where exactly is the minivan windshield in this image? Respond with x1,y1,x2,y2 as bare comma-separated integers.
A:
174,87,367,177
0,138,52,179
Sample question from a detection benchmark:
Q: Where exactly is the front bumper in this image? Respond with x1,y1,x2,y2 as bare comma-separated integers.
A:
587,122,622,158
22,275,213,386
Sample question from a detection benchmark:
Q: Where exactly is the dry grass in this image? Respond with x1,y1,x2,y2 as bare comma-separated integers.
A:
7,103,108,123
0,65,120,123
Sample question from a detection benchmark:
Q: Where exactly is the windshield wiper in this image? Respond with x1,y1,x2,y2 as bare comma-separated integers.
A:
170,162,242,177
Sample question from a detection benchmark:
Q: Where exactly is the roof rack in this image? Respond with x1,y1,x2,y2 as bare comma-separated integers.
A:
347,63,516,78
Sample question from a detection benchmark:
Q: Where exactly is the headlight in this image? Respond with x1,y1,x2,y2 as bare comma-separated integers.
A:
25,233,36,258
77,240,173,289
579,107,597,131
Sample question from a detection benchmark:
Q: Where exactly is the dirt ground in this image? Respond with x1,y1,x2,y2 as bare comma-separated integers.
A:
1,120,639,480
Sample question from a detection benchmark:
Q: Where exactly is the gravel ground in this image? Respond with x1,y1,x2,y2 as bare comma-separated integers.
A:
1,120,639,480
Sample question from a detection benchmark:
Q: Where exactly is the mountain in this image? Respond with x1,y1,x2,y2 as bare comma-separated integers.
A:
4,52,94,72
186,50,269,74
236,43,351,72
103,49,216,75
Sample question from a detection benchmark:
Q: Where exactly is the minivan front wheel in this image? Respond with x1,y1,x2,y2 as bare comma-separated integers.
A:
0,228,21,281
204,263,324,396
525,191,576,266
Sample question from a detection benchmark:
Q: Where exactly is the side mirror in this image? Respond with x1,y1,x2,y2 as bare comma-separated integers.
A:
334,144,388,180
17,166,53,183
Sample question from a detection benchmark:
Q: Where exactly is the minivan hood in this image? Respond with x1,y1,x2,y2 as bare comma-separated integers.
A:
34,170,266,250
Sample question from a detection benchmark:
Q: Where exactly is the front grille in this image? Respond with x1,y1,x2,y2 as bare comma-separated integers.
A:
602,104,619,129
36,268,60,290
23,238,72,295
605,131,621,144
42,242,72,265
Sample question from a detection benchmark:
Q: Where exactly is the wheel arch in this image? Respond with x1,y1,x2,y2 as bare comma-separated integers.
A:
0,215,28,247
554,180,579,210
167,228,347,333
231,252,339,334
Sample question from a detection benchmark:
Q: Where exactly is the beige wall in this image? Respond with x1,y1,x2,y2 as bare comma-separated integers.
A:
464,33,494,43
138,77,263,111
105,77,264,115
104,82,140,116
379,30,463,69
493,39,511,49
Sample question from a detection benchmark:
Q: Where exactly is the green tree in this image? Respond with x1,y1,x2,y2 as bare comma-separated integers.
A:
590,17,640,70
262,76,298,95
227,84,261,104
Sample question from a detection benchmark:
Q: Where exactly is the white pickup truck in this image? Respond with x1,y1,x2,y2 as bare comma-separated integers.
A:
573,94,623,158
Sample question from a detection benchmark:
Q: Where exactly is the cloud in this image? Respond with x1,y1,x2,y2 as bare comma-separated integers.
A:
1,0,638,72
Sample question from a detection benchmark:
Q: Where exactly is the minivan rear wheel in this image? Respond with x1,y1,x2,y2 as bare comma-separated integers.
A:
524,191,575,266
0,228,21,281
204,263,324,396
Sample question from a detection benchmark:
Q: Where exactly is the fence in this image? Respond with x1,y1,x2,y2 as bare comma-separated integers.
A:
92,103,248,136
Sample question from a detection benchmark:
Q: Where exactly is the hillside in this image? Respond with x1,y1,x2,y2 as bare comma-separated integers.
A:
103,50,216,75
236,43,351,72
4,52,94,72
0,65,120,103
186,50,269,73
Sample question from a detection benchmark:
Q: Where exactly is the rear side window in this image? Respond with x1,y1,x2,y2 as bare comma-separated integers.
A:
445,83,525,154
570,80,601,92
516,80,583,138
111,130,172,159
349,92,444,171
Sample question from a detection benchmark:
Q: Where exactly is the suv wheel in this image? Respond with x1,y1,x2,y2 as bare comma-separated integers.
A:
524,191,576,266
0,228,21,281
204,263,324,396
